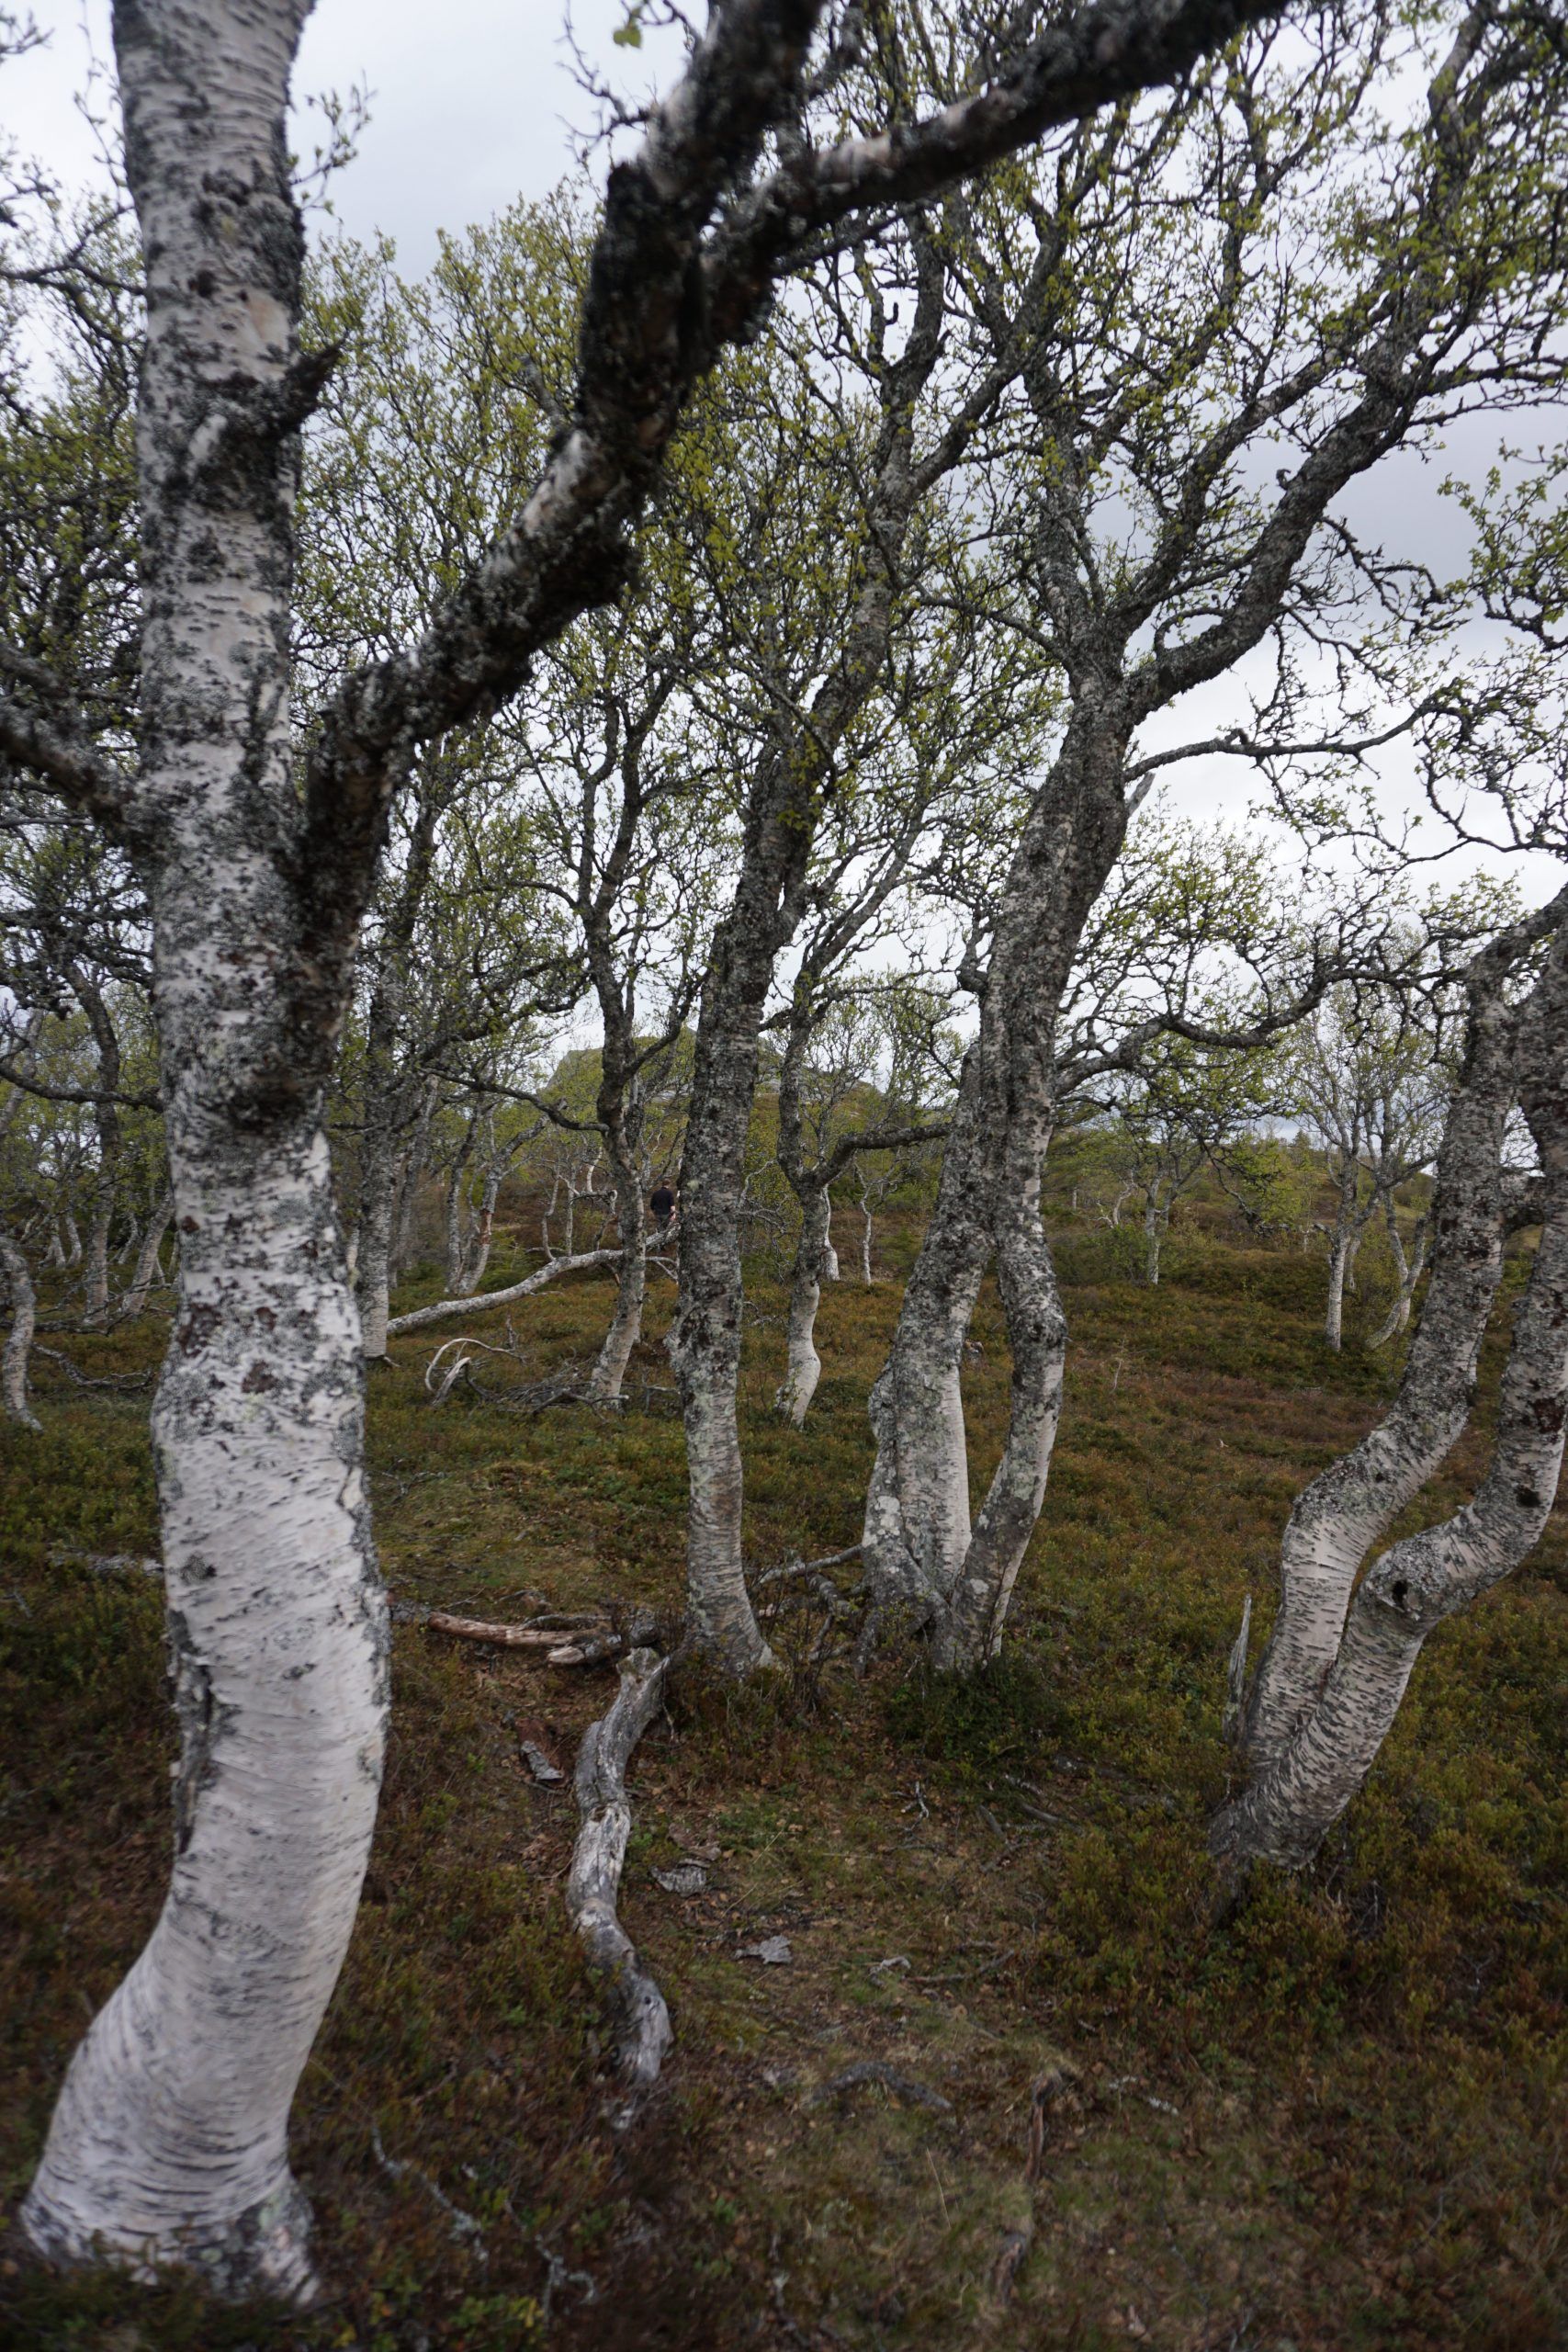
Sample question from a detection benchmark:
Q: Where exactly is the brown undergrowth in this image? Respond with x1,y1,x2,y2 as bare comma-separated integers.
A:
2,1214,1565,2350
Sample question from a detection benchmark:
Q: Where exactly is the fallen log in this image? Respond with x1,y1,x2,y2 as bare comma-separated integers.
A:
387,1250,622,1338
567,1646,671,2090
427,1610,598,1650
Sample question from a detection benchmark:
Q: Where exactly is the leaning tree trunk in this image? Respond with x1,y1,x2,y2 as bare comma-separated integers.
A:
1,1232,41,1431
1238,976,1522,1778
20,4,387,2296
1215,968,1568,1868
1368,1200,1427,1349
776,1183,832,1428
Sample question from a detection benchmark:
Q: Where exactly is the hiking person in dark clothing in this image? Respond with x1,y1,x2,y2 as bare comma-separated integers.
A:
649,1182,677,1235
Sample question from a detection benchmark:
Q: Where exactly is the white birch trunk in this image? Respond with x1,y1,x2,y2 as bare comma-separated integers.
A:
1143,1189,1164,1287
2,1232,41,1430
1216,1028,1568,1867
863,697,1134,1653
776,1185,831,1427
123,1189,175,1319
1241,978,1519,1774
21,4,387,2296
354,1127,398,1361
586,1142,647,1404
457,1164,502,1295
83,1196,113,1328
62,1209,83,1269
1324,1227,1351,1351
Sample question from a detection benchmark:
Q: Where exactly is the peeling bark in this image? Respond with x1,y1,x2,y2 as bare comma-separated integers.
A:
18,5,387,2298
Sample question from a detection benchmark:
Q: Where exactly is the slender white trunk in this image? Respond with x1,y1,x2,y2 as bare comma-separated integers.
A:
1143,1190,1163,1287
123,1190,175,1318
932,1153,1066,1671
444,1164,468,1293
859,1201,874,1285
62,1209,83,1269
83,1197,113,1328
2,1233,40,1430
776,1186,830,1427
587,1147,647,1404
457,1165,502,1295
1369,1204,1427,1349
354,1136,396,1360
863,698,1134,1657
821,1232,840,1282
1324,1228,1350,1351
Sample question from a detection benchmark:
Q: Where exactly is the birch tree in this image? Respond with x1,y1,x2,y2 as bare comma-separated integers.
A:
1213,892,1568,1869
858,0,1568,1672
3,0,1283,2292
1290,983,1450,1349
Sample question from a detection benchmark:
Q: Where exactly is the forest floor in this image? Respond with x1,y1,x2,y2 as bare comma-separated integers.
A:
3,1220,1566,2352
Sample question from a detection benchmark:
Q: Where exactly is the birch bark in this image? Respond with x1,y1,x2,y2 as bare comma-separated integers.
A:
1238,927,1534,1772
1,1232,40,1430
19,3,386,2295
123,1187,175,1318
1215,927,1568,1866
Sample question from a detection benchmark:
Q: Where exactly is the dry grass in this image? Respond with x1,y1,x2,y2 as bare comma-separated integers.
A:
2,1204,1565,2351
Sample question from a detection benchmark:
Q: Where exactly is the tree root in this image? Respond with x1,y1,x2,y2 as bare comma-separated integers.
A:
567,1645,673,2093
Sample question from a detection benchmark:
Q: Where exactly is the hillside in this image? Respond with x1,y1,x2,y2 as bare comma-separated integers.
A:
4,1221,1565,2352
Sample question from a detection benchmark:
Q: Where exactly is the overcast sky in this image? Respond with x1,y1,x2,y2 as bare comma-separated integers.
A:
16,2,682,273
12,4,1563,909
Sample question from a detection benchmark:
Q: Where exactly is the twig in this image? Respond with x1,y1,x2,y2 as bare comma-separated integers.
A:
34,1345,154,1393
369,2120,487,2259
48,1545,161,1579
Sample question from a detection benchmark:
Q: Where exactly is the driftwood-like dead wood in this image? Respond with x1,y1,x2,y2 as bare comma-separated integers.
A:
426,1611,599,1651
807,2062,953,2116
567,1646,672,2090
48,1546,162,1579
